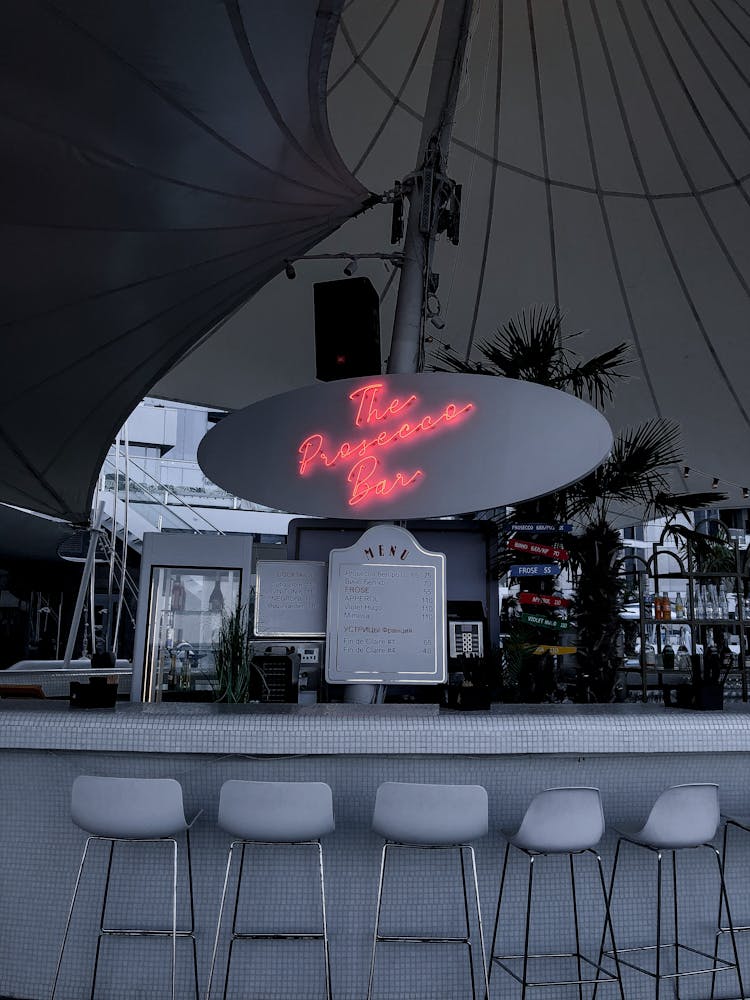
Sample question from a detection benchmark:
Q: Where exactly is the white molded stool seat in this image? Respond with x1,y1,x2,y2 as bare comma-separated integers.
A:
615,782,720,849
507,785,605,853
72,775,189,839
368,782,489,1000
372,781,488,846
603,783,744,1000
52,776,198,1000
490,787,623,999
218,779,334,842
207,780,334,1000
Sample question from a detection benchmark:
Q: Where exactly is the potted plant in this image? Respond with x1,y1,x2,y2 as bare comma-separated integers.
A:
212,602,267,703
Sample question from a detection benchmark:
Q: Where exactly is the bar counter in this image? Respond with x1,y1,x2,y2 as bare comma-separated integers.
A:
3,702,750,999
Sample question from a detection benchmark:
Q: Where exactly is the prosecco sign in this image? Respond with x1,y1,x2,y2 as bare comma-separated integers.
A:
198,373,613,519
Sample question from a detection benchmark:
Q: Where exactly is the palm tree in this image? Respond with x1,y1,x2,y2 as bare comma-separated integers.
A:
434,306,722,701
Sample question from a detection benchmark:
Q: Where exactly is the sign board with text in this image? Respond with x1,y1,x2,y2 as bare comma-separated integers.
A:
508,538,569,561
198,374,612,519
254,560,327,637
325,525,446,685
510,522,573,533
509,564,560,577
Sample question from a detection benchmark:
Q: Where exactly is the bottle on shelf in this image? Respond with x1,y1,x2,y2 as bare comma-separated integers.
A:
209,578,225,614
708,584,719,619
674,592,685,619
692,586,704,619
170,575,186,612
718,583,729,620
661,592,671,621
702,584,713,619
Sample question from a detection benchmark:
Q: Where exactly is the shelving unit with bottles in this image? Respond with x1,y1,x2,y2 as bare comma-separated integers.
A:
628,533,749,703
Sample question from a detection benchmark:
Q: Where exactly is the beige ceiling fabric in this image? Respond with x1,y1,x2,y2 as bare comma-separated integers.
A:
0,0,369,522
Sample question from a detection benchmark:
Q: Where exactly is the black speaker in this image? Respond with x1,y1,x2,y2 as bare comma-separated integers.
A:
314,277,381,381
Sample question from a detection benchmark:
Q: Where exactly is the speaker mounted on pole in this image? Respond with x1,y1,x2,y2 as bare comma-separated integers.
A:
314,277,381,382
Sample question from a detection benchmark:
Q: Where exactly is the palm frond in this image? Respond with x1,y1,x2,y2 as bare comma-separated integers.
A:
652,490,729,518
431,305,630,411
562,342,631,407
566,420,689,520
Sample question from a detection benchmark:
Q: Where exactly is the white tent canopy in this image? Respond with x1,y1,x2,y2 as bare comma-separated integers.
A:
3,0,750,526
0,0,369,523
158,0,750,506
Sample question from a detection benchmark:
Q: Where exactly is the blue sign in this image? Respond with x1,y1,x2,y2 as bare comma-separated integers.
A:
509,564,561,577
510,522,572,533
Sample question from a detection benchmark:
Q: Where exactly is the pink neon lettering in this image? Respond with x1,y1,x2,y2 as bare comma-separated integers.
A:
349,382,417,427
346,455,423,507
297,383,474,507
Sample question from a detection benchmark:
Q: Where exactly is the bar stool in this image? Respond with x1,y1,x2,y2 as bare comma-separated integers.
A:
367,781,489,1000
600,783,744,1000
206,779,334,1000
51,775,199,1000
489,786,623,999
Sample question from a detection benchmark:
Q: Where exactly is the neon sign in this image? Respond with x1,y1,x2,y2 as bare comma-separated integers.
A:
297,381,474,507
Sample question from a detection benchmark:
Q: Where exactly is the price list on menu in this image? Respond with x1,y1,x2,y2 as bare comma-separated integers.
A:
326,525,446,685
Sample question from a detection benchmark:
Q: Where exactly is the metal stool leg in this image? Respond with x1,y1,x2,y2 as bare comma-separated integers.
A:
317,841,333,1000
51,837,93,1000
593,838,622,1000
488,841,511,991
459,848,476,1000
569,854,583,1000
224,842,247,1000
183,829,199,1000
672,851,680,1000
521,853,535,1000
655,850,662,1000
90,840,115,1000
367,843,389,1000
712,844,745,1000
592,850,625,1000
170,837,178,1000
206,842,238,1000
465,846,490,1000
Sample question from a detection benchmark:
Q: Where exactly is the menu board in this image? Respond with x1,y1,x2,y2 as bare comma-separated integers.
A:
254,560,327,637
325,525,446,685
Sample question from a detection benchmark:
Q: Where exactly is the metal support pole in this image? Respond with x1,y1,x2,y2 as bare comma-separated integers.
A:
388,0,475,375
63,501,105,667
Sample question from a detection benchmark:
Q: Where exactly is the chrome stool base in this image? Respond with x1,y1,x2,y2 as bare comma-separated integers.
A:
206,839,332,1000
51,831,198,1000
367,842,489,1000
490,844,623,999
598,837,744,1000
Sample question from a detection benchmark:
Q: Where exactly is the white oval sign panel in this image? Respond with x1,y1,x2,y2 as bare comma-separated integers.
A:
197,374,612,519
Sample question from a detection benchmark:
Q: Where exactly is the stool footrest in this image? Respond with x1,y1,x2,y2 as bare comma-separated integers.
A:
377,934,470,945
100,928,195,938
231,931,325,941
491,952,617,988
604,942,736,979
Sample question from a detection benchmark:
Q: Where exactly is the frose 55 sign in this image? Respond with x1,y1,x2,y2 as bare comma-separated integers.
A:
198,373,612,520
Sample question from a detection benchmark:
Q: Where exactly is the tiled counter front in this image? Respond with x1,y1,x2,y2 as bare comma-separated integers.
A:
3,703,750,999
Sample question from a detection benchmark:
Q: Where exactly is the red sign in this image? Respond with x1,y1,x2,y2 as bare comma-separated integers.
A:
518,592,570,609
508,537,569,561
298,382,474,507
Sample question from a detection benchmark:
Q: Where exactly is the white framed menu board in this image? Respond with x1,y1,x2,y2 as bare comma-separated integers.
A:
254,560,327,637
325,525,446,685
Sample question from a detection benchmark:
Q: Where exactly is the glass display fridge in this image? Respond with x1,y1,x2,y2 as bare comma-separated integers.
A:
132,533,253,701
